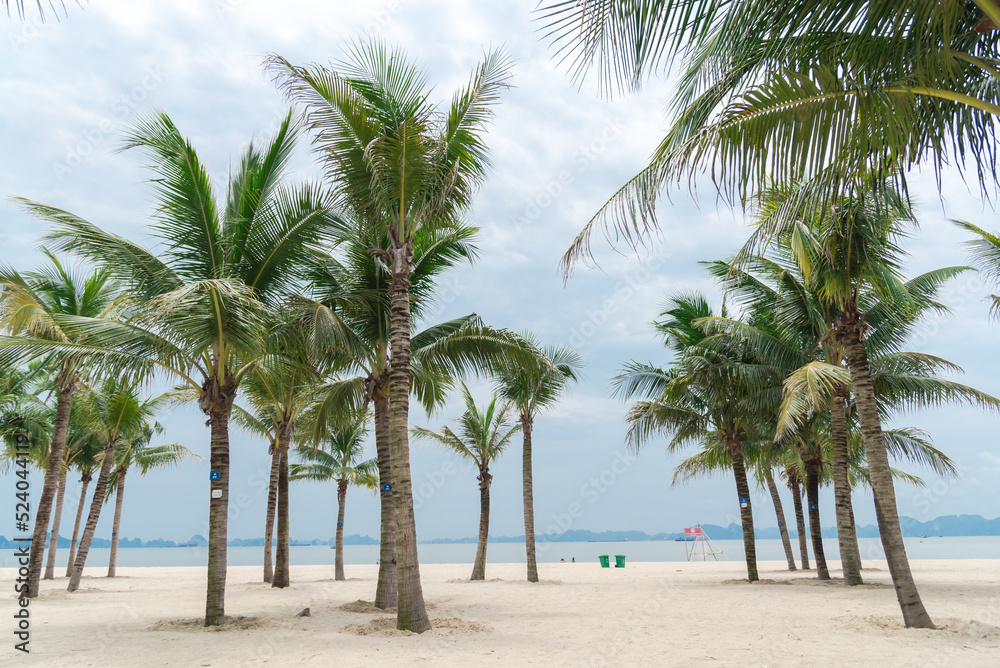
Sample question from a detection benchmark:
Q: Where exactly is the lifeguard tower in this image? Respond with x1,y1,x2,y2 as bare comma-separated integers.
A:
683,524,727,561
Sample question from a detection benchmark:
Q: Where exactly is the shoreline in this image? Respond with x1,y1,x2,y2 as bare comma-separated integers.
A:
3,559,999,666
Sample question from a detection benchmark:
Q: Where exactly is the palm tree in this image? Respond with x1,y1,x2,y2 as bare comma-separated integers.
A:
107,427,196,577
492,334,583,583
290,416,378,581
613,294,782,582
62,418,103,578
712,179,999,624
0,251,118,597
6,110,343,624
538,1,1000,274
66,379,166,591
301,220,473,607
412,385,520,581
0,362,61,578
672,435,797,570
268,40,512,633
232,315,340,590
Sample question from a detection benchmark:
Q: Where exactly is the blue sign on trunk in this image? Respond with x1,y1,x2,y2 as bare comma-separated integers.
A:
381,483,392,492
210,470,221,480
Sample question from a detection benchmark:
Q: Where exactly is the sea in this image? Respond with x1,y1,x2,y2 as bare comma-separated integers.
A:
3,536,998,569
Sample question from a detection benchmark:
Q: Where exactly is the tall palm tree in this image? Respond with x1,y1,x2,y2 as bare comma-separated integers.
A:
492,334,583,583
66,379,166,591
107,428,196,577
0,251,118,597
269,40,512,633
290,416,378,581
302,220,479,607
5,110,343,625
412,385,520,581
612,294,780,582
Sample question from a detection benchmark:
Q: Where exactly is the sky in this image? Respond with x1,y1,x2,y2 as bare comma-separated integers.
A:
1,1,998,547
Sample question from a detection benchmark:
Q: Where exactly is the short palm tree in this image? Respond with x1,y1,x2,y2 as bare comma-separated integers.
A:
65,378,167,591
61,416,103,578
412,385,520,581
269,39,512,633
492,334,583,583
290,416,378,581
0,251,118,597
7,110,343,624
107,426,196,577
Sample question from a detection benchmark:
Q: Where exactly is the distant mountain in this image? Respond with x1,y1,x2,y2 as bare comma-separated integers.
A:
2,514,997,550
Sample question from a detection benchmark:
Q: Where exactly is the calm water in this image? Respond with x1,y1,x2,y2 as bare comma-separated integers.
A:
3,536,997,569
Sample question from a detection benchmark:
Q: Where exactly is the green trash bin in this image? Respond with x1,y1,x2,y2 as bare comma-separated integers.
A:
598,555,610,568
614,554,626,568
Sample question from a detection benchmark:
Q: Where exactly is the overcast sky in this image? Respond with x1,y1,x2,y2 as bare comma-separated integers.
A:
2,1,998,546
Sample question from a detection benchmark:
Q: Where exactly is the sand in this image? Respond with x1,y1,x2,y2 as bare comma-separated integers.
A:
3,559,999,666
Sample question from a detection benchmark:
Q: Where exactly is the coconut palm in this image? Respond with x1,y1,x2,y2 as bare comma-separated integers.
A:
612,294,782,582
538,1,1000,274
300,221,538,607
302,220,473,607
231,314,343,590
268,40,512,632
412,384,520,581
5,110,343,624
65,379,167,591
0,251,118,597
107,427,196,577
708,178,1000,624
290,416,378,581
492,334,583,583
61,418,103,578
0,362,60,576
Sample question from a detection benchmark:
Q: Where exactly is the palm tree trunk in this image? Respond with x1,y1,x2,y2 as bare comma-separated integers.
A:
204,386,236,627
43,465,68,580
387,262,431,632
107,468,126,578
24,374,74,598
471,467,491,581
373,388,397,609
272,430,291,589
788,471,810,569
67,440,115,592
803,456,830,580
521,415,538,583
263,446,279,584
764,468,796,571
831,391,864,585
842,325,934,628
66,473,90,577
335,478,347,581
727,435,758,582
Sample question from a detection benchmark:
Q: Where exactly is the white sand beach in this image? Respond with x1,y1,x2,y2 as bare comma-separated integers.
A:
4,559,999,667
